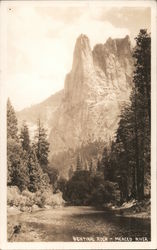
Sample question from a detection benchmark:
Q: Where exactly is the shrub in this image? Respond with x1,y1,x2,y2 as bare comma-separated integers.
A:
7,186,65,210
39,189,64,207
22,189,35,206
49,192,65,207
7,186,21,207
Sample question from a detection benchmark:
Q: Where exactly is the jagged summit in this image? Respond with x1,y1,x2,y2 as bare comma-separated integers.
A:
106,35,130,43
76,34,90,44
71,34,93,75
73,34,91,55
93,35,133,84
93,35,131,55
64,34,94,102
64,34,133,102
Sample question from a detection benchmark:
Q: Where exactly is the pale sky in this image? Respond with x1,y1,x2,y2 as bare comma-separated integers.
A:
5,3,151,111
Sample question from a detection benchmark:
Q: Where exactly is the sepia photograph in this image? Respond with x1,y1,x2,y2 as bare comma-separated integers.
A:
0,0,156,249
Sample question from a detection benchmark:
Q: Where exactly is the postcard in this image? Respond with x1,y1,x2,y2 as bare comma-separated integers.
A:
0,0,156,249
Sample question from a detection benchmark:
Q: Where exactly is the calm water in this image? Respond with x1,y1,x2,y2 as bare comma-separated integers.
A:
8,206,150,242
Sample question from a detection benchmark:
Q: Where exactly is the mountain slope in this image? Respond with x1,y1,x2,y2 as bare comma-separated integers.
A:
17,90,63,136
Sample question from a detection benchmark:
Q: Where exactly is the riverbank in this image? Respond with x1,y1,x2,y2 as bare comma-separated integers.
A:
102,199,150,219
7,197,151,219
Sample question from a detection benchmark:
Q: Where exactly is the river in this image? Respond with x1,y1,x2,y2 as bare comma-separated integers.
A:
8,206,150,242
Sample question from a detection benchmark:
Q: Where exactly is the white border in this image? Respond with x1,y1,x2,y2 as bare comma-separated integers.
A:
0,1,156,249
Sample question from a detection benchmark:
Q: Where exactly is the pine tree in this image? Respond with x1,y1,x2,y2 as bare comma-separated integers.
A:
7,98,18,140
101,147,110,179
132,29,151,200
7,98,19,184
76,154,82,172
34,119,50,168
112,30,151,201
11,149,30,191
115,106,134,201
7,99,29,190
46,166,59,190
28,148,44,192
89,159,94,173
133,29,151,126
20,121,30,152
96,159,101,172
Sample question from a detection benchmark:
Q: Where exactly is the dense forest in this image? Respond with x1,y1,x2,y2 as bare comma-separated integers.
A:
7,30,150,210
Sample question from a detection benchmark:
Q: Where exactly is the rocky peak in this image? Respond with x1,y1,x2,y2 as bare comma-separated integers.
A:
71,34,93,75
64,34,94,104
93,35,132,58
74,34,91,54
93,35,133,89
64,34,134,107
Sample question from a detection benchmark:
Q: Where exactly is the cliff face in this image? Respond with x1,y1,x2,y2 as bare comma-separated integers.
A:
17,34,134,175
49,34,134,155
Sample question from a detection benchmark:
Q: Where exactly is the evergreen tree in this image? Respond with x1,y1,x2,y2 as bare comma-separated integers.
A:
133,29,151,126
114,90,147,201
96,159,101,172
76,154,82,172
10,149,30,191
110,29,151,201
7,99,19,184
28,147,44,192
89,159,94,173
34,119,50,168
7,98,18,140
7,99,29,190
40,172,50,191
132,29,151,200
46,166,59,190
101,147,110,179
20,121,30,152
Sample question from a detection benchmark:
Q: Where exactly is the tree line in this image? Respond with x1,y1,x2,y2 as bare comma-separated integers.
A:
103,29,151,202
7,100,50,192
